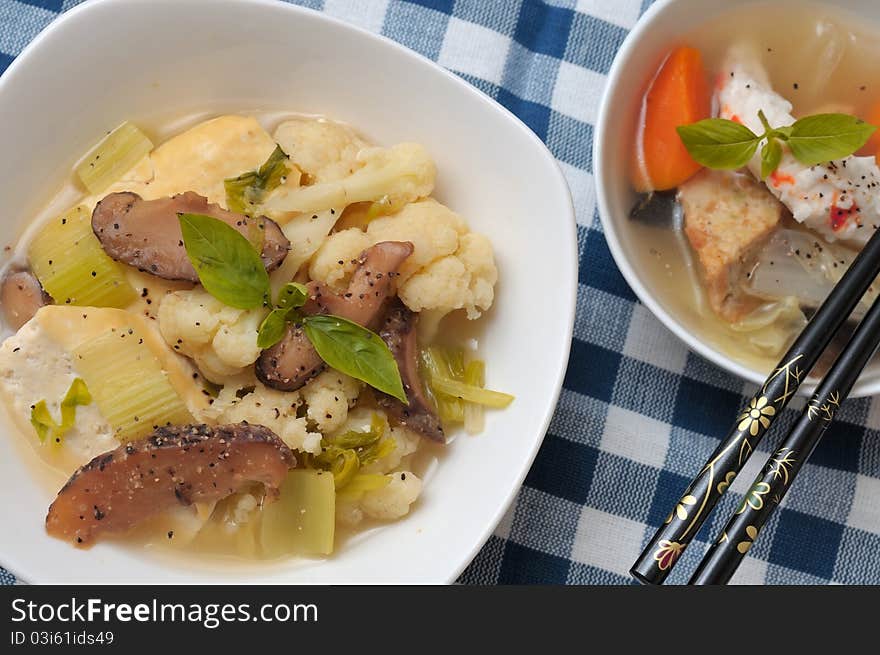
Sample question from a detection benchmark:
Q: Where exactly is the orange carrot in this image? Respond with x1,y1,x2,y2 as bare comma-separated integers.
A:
632,46,710,192
857,101,880,157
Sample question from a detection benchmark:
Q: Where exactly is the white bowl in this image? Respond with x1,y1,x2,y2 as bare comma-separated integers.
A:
0,0,576,583
594,0,880,397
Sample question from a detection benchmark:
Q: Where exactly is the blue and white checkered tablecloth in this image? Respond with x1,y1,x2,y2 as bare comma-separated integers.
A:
3,0,880,587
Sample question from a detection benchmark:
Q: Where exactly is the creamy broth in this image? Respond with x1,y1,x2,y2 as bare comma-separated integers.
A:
628,1,880,373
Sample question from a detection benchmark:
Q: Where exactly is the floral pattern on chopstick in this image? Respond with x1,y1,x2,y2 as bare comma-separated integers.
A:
641,355,806,578
807,390,840,423
737,526,759,554
653,540,685,571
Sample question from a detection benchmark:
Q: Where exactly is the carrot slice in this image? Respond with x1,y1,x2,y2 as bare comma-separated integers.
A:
857,101,880,157
632,46,710,192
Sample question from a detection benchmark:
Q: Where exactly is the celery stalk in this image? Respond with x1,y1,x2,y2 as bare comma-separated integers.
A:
73,328,192,441
29,205,137,308
75,122,154,194
430,376,514,409
463,360,486,435
420,348,464,423
260,470,335,557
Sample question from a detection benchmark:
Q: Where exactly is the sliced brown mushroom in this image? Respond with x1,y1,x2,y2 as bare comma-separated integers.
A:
91,191,290,281
46,423,294,547
0,269,51,330
376,299,444,442
256,240,414,391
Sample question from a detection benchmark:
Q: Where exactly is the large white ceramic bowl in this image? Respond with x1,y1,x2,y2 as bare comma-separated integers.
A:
595,0,880,396
0,0,576,583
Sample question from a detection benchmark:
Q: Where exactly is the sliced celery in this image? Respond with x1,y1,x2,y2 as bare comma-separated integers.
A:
463,360,486,435
260,470,335,557
430,376,514,409
28,205,137,308
73,327,192,441
419,348,464,424
75,122,154,194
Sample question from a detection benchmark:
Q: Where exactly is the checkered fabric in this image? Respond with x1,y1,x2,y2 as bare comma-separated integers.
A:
2,0,880,587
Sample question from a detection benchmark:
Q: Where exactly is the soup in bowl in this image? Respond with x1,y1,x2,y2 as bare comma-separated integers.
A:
595,0,880,395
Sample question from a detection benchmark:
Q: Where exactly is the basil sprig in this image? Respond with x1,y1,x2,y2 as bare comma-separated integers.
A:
677,111,876,179
303,315,407,403
179,214,406,401
256,282,309,349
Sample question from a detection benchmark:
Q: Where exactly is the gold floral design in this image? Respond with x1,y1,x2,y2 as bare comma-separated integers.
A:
653,540,685,571
737,525,759,554
769,448,796,485
737,396,776,436
716,471,736,495
736,481,771,514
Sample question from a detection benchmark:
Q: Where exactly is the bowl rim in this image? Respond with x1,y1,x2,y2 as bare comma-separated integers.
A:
0,0,578,584
593,0,879,397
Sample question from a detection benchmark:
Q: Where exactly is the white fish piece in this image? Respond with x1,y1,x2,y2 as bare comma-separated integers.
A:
716,45,880,245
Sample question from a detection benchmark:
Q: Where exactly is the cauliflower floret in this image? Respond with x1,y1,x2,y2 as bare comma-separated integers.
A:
309,199,497,318
158,289,267,383
273,118,368,183
361,472,423,520
366,199,466,282
401,232,497,319
207,372,361,454
361,424,421,474
301,370,362,433
265,142,435,215
308,228,372,290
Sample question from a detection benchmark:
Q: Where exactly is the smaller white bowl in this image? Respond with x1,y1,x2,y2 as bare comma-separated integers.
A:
594,0,880,397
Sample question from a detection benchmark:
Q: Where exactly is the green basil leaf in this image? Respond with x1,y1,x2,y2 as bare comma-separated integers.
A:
60,377,91,432
30,400,55,443
760,138,783,180
257,308,291,349
677,119,761,169
277,282,309,309
303,314,407,403
179,213,270,310
787,114,877,165
224,145,291,214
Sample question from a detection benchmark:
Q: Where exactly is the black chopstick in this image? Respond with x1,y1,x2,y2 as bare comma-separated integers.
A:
690,289,880,584
631,226,880,585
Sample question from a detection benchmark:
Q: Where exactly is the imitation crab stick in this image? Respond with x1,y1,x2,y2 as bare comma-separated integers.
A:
632,46,710,192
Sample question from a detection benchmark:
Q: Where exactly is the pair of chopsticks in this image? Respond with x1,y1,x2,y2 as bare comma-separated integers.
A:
631,227,880,585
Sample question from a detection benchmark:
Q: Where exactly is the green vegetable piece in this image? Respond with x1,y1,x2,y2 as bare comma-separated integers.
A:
676,118,760,169
429,376,515,409
30,400,56,443
760,138,783,180
260,470,335,557
302,314,407,403
29,377,92,444
336,473,391,503
224,145,291,214
179,213,270,310
75,122,154,194
787,113,877,166
257,308,290,349
59,377,92,433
